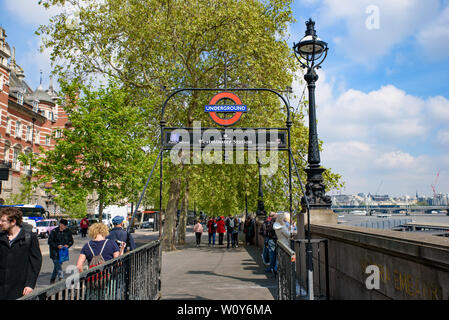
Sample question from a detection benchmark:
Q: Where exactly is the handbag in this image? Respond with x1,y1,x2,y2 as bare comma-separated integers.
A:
59,246,69,263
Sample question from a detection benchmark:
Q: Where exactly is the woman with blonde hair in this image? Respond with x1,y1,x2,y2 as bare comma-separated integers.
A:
76,223,125,273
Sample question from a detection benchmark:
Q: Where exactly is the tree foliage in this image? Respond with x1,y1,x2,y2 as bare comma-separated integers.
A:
33,80,151,221
38,0,344,249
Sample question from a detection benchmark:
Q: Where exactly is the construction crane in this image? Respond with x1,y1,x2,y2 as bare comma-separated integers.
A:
375,180,383,195
431,170,440,199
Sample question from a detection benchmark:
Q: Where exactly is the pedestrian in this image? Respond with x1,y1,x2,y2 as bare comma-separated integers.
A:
0,207,42,299
76,223,125,272
48,219,74,284
232,216,239,248
265,212,278,274
80,216,89,238
76,223,125,300
106,216,136,253
216,216,226,246
207,217,217,247
225,215,234,248
259,212,271,265
244,215,255,245
193,219,203,247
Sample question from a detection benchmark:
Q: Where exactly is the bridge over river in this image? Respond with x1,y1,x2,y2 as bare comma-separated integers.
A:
332,205,449,215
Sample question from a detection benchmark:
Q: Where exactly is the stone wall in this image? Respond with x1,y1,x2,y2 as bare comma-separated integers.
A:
253,216,449,300
309,223,449,300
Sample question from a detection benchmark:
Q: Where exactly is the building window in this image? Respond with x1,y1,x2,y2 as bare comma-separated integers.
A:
4,147,10,164
6,117,11,134
55,129,62,139
17,92,23,105
26,126,32,141
12,148,20,170
0,74,3,92
35,130,40,144
33,101,39,113
15,121,21,138
45,135,51,146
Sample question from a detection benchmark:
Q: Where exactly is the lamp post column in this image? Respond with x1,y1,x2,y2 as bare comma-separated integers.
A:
256,160,266,217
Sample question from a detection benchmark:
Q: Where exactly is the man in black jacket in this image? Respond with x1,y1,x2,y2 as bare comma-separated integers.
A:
48,219,73,284
0,207,42,300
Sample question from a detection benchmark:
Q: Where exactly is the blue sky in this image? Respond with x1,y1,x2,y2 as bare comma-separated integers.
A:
1,0,449,197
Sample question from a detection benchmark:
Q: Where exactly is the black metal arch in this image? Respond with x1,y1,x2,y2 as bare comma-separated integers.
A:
130,86,311,246
159,87,292,124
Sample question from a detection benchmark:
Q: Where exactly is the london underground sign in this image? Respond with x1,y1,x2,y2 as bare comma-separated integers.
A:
205,92,247,126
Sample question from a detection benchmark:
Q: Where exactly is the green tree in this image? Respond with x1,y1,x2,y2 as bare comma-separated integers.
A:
33,80,151,222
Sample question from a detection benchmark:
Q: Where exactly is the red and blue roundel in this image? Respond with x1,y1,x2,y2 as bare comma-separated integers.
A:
204,92,247,126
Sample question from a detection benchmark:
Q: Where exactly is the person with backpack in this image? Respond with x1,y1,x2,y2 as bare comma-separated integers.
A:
0,207,42,299
106,216,136,253
207,217,217,247
76,223,125,300
225,215,234,248
48,219,74,284
76,223,125,273
80,216,89,238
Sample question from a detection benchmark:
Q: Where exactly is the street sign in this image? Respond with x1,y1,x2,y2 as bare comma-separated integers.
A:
163,128,287,150
205,92,247,126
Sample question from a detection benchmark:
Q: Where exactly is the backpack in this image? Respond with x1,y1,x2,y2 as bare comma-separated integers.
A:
265,220,277,240
87,239,108,268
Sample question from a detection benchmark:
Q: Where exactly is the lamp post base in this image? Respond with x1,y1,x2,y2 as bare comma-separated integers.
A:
296,207,338,239
301,167,332,207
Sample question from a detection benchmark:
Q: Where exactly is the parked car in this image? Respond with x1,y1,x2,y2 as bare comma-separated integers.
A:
67,219,80,235
140,221,154,229
36,219,58,238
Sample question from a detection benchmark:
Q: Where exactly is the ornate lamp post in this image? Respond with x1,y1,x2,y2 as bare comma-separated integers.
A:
293,18,332,209
293,18,332,300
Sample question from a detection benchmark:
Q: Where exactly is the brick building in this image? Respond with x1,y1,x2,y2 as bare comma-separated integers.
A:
0,27,69,211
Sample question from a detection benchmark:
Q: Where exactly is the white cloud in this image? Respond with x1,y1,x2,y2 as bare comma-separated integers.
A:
417,5,449,60
307,69,449,196
437,130,449,146
4,0,61,27
428,96,449,122
317,84,430,143
315,0,441,63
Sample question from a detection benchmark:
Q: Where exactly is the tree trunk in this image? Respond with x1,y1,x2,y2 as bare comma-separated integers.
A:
177,180,189,245
162,178,181,251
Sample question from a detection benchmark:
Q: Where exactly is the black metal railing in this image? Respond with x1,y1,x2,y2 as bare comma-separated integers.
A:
19,240,161,300
276,239,330,300
276,240,296,300
295,239,329,300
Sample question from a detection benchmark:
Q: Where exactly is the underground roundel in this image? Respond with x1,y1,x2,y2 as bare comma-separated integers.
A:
204,92,247,126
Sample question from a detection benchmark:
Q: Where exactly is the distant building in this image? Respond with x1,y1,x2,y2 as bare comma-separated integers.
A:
0,27,69,209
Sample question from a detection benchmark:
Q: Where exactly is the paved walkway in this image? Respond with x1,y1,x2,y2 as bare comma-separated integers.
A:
161,228,276,300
